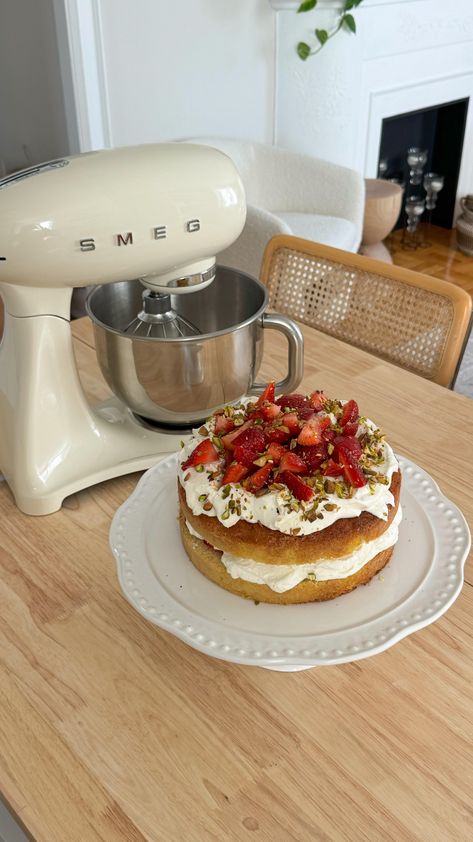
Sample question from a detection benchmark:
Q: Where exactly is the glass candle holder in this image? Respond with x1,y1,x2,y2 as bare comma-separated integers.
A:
378,158,389,178
405,195,425,232
407,147,428,186
423,172,444,211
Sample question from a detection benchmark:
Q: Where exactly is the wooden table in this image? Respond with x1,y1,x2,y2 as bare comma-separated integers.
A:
1,318,472,842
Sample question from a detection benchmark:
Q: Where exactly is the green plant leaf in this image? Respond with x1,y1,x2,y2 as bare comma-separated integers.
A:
315,28,328,46
298,0,317,13
297,42,311,60
344,13,356,33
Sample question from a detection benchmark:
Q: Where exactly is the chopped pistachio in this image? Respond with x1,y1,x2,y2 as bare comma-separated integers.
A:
198,426,208,437
221,484,231,499
195,464,205,473
253,455,269,467
324,502,339,512
221,508,230,520
327,442,335,455
180,440,185,448
184,472,191,482
203,501,213,512
324,479,336,494
198,494,208,503
290,527,301,535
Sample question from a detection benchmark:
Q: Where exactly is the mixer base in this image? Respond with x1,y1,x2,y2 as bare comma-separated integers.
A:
4,398,187,516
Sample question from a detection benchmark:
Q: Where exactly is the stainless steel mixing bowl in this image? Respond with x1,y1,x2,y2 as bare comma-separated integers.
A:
86,266,304,426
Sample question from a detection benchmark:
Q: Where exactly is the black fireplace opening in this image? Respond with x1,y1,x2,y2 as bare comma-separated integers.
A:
378,97,469,229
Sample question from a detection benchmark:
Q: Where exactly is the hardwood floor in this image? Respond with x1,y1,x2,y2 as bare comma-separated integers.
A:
387,223,473,296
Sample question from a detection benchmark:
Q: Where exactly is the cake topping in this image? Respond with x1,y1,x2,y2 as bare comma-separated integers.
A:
178,383,398,534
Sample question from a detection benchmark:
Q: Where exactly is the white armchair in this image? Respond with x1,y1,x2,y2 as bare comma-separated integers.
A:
185,137,365,278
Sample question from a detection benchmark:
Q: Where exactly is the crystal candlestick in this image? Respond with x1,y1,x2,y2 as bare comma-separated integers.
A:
407,147,428,186
423,172,444,211
402,194,425,250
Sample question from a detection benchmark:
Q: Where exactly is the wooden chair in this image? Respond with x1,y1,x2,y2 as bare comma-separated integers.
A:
260,235,472,387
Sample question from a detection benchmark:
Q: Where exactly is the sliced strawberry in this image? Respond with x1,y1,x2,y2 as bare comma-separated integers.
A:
334,435,362,461
265,426,292,444
298,406,316,422
182,439,219,470
340,399,359,428
256,381,275,406
297,416,330,446
259,402,282,421
309,390,328,411
266,442,287,464
295,444,327,473
279,471,314,502
322,458,344,477
222,462,249,484
243,463,273,493
279,452,307,474
214,414,235,435
233,426,266,449
233,426,266,466
275,393,308,411
338,447,366,488
343,421,359,437
322,428,336,443
221,420,253,451
282,412,301,435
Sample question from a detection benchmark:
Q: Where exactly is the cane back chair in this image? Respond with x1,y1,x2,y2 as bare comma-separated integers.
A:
260,235,472,387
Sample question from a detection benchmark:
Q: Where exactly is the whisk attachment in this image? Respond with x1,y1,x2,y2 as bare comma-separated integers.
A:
123,290,200,338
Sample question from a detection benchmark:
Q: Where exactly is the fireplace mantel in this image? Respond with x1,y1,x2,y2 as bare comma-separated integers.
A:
271,0,473,217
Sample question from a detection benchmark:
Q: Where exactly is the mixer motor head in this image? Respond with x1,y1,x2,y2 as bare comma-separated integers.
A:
0,143,246,312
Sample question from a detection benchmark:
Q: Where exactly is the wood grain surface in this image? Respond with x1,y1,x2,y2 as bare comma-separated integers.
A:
0,317,472,842
389,223,473,297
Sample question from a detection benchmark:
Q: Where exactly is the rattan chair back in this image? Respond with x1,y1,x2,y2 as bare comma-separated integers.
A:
260,236,472,387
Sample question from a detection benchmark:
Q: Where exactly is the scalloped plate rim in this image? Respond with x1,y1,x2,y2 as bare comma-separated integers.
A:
110,453,470,669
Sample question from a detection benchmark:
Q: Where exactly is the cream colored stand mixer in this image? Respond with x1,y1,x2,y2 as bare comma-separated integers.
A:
0,143,303,516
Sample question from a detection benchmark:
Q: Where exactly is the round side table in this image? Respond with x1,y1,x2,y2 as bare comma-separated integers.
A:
362,179,403,246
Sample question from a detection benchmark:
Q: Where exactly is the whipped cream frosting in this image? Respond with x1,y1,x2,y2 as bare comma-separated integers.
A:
185,506,402,592
178,413,398,536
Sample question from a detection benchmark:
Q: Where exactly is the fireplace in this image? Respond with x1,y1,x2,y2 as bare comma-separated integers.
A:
377,98,469,229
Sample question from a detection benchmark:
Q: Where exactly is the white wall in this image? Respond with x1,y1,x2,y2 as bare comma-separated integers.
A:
273,0,473,184
0,0,74,174
95,0,275,147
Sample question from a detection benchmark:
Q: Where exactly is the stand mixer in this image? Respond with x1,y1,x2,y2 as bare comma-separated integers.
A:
0,143,303,516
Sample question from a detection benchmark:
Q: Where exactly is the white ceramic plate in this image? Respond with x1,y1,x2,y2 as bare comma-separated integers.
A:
110,454,470,671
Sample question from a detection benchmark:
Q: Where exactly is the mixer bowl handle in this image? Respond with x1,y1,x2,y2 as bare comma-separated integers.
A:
248,312,304,397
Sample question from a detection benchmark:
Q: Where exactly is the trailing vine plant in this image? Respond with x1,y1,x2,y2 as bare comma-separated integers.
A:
297,0,364,60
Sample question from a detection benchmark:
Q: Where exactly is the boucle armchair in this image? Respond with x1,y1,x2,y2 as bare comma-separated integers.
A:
185,137,365,278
